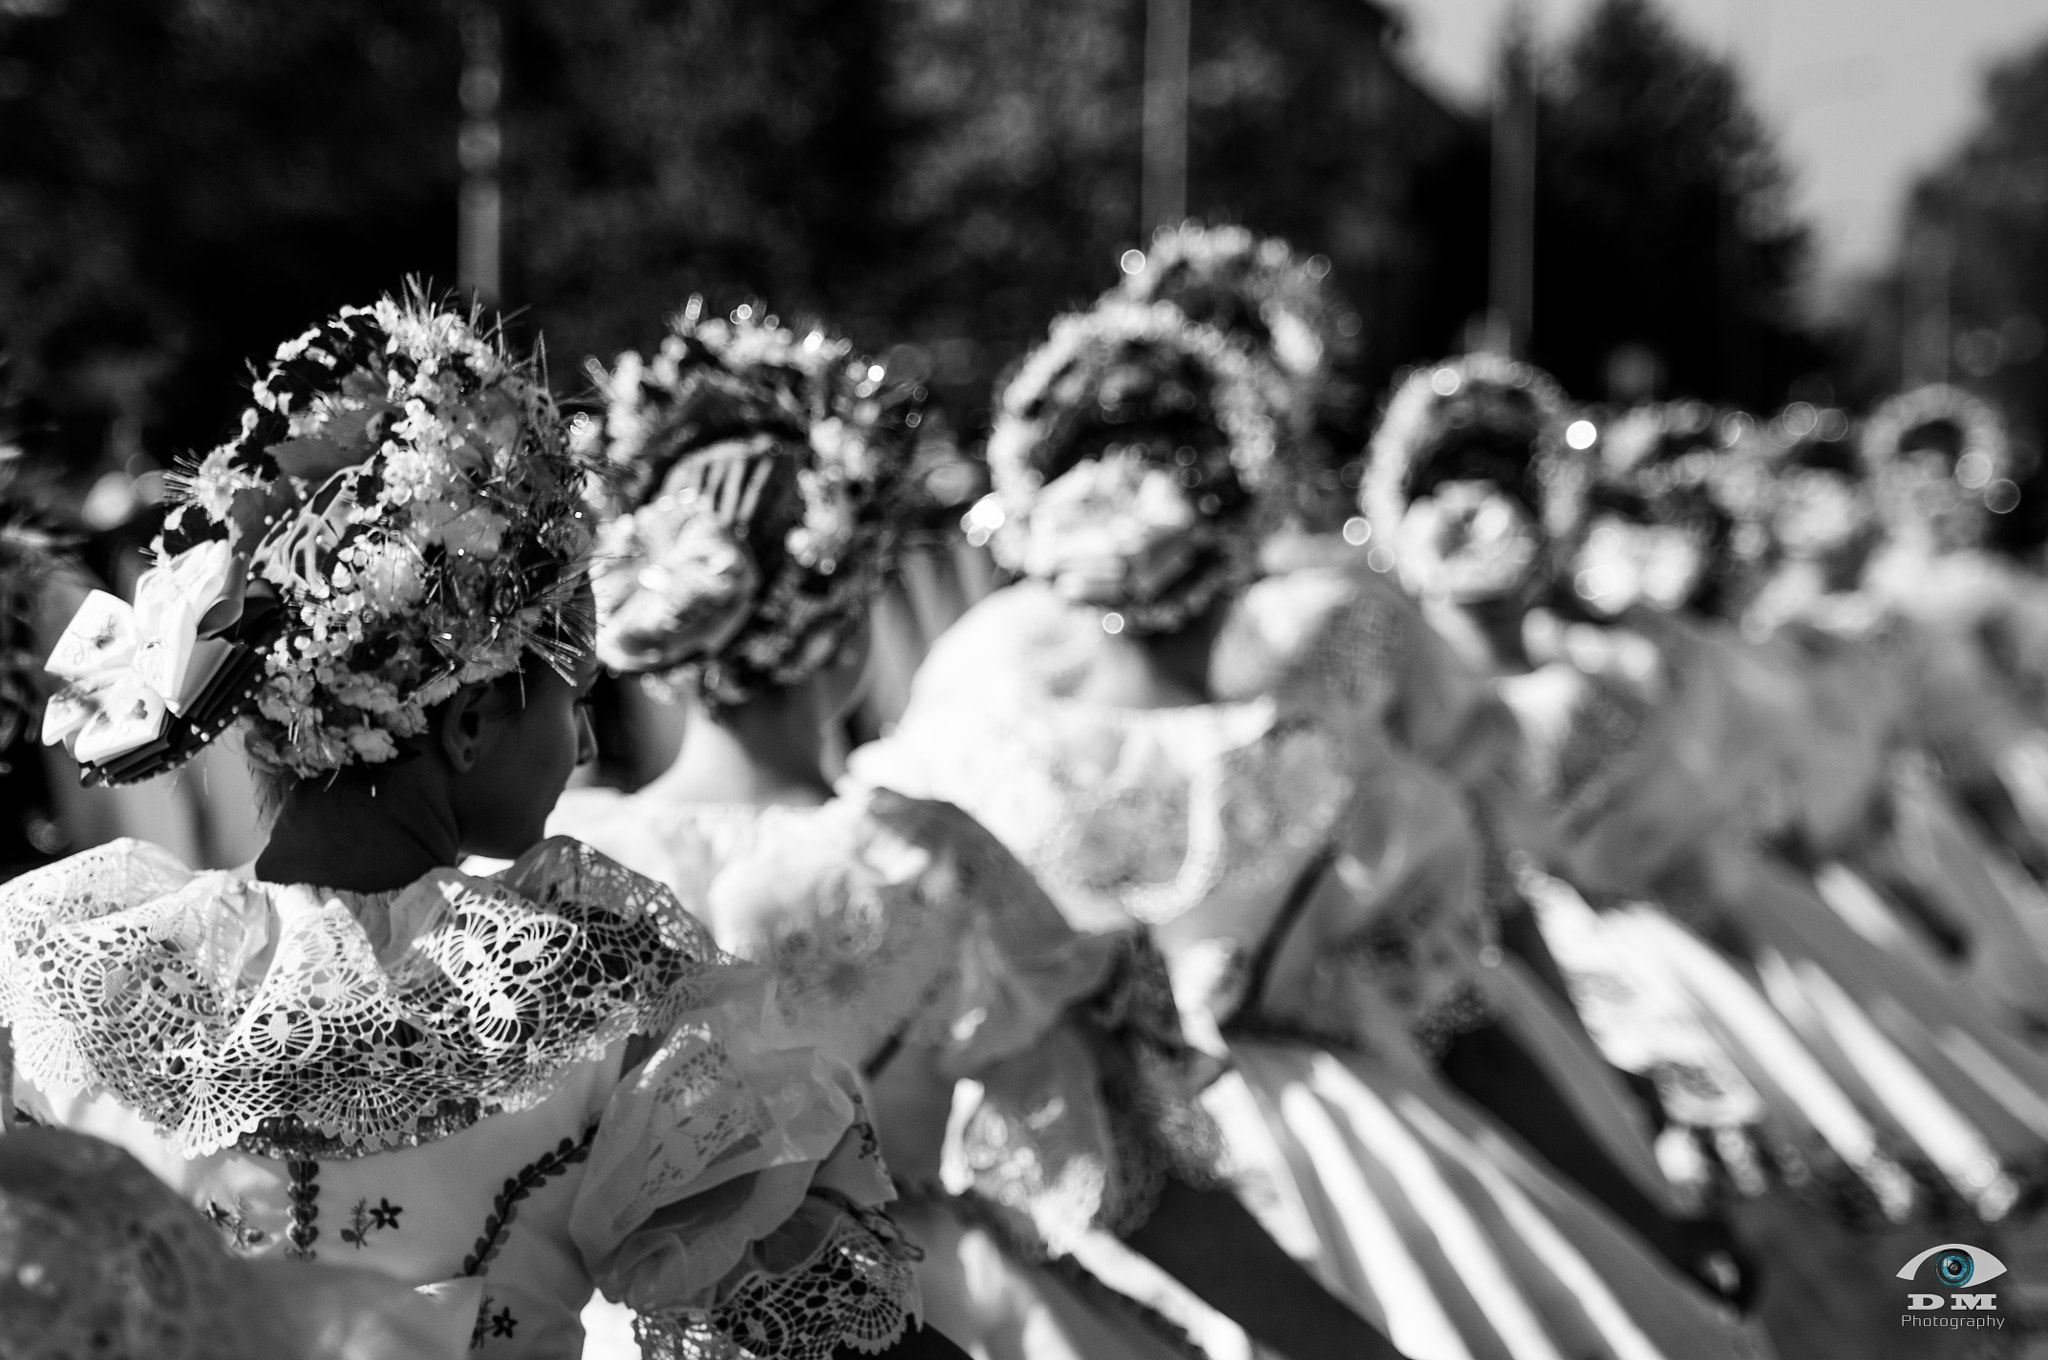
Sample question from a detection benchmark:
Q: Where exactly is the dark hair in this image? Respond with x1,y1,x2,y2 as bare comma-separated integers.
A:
1400,390,1554,520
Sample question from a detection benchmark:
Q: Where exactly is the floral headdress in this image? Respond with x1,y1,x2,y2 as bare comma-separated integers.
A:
41,292,594,785
973,299,1286,635
588,300,921,709
1361,352,1583,555
1860,384,2017,551
1114,223,1365,530
1580,402,1757,618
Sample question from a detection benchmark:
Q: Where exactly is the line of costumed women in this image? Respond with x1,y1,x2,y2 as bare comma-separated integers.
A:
849,286,1772,1360
548,301,1410,1360
0,296,928,1360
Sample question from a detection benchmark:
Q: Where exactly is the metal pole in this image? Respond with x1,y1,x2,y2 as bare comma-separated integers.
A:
1487,3,1536,358
458,5,503,307
1903,220,1952,387
1142,0,1190,236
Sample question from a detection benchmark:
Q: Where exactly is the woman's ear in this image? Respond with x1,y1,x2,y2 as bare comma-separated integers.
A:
437,683,489,772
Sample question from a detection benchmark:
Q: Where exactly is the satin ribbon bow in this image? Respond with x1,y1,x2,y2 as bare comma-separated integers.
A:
42,540,246,765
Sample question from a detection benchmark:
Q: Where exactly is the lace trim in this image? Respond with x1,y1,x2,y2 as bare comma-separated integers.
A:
630,1202,920,1360
0,838,731,1157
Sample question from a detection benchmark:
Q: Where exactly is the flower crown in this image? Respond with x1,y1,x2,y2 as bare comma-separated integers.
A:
42,292,594,785
976,300,1286,634
1115,222,1364,523
1583,403,1757,617
1860,384,2016,547
1361,352,1583,552
589,300,921,709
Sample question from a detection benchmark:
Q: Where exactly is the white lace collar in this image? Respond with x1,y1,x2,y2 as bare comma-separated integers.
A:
1,836,731,1159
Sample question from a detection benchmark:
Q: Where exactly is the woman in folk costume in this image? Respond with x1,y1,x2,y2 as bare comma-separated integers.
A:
1853,386,2048,886
1114,227,1748,1298
1108,225,1501,776
550,300,1399,1360
1698,396,2048,1039
1372,377,2048,1358
857,299,1770,1360
1,293,953,1360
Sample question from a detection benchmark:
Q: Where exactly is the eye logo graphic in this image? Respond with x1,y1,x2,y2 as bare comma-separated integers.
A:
1897,1244,2008,1290
1898,1244,2009,1328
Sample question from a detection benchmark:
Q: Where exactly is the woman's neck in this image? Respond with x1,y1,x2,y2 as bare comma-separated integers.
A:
650,689,833,807
1426,592,1534,676
255,777,461,892
1072,602,1226,710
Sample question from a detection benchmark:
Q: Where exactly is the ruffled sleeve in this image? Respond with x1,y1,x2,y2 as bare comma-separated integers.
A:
934,925,1226,1256
493,842,918,1360
1229,742,1499,1060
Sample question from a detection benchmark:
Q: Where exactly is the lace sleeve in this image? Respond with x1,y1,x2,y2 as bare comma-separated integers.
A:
1236,750,1498,1059
940,933,1225,1255
629,1191,921,1360
858,790,1124,1071
570,970,918,1359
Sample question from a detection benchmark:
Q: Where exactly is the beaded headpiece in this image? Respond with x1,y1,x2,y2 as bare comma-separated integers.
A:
1114,223,1364,530
589,300,921,709
1361,353,1584,581
1860,384,2016,550
41,292,594,785
974,299,1286,635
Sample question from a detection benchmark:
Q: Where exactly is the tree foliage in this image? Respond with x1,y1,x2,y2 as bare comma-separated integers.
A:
1899,36,2048,547
1531,0,1824,406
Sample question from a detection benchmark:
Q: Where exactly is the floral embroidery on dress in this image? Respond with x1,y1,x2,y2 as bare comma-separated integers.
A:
471,1296,518,1348
338,1196,403,1249
462,1123,599,1277
203,1196,269,1254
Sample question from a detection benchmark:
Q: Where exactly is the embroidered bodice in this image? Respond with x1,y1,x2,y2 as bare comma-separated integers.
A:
855,582,1494,1060
547,788,1220,1256
1,838,915,1360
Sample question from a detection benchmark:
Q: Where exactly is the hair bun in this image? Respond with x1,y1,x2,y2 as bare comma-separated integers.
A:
593,490,763,674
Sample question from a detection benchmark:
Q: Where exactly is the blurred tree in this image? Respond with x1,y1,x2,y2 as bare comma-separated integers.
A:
0,0,460,477
1865,35,2048,552
1530,0,1826,407
501,0,900,371
0,0,1478,478
878,0,1474,433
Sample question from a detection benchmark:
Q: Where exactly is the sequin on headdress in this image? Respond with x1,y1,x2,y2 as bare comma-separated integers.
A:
41,292,594,784
588,300,922,709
